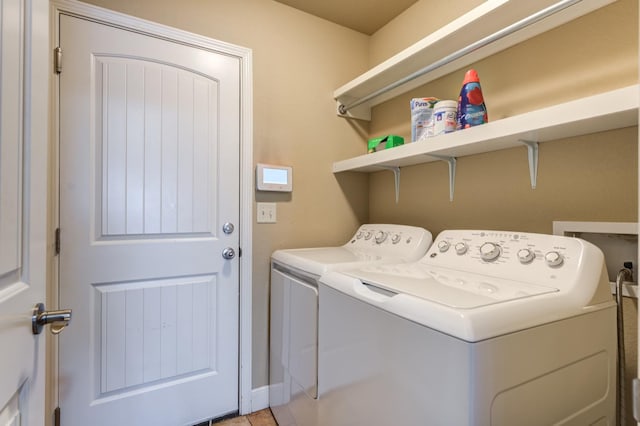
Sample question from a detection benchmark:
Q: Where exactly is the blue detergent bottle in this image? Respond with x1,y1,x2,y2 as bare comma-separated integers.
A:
456,69,488,130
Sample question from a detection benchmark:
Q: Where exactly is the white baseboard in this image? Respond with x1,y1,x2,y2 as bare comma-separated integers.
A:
251,385,270,412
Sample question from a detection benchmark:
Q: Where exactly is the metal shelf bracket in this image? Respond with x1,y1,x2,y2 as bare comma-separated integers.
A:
379,166,401,204
519,140,539,189
430,155,457,202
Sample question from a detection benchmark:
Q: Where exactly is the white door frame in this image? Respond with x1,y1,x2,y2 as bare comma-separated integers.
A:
49,0,254,416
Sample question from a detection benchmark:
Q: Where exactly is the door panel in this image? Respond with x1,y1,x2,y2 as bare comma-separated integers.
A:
0,0,23,279
96,57,219,236
59,14,240,425
0,0,48,424
98,275,216,393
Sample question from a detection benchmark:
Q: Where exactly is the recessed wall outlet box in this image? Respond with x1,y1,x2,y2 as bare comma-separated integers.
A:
256,163,292,192
553,221,638,298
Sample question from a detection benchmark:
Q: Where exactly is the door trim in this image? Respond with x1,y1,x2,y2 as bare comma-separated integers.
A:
49,0,254,416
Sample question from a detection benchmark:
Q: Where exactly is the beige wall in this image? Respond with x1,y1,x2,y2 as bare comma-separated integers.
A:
369,0,484,66
80,0,371,388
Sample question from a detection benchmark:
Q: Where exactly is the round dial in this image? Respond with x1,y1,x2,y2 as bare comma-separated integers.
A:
364,231,373,240
454,242,468,255
544,251,564,267
356,231,363,239
517,248,535,264
479,242,501,261
391,233,401,244
437,240,451,253
375,231,387,244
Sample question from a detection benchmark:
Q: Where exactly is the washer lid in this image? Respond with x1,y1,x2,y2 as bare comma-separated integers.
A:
320,270,604,342
346,266,558,309
272,247,391,276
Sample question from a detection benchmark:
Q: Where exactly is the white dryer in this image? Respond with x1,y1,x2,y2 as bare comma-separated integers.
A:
269,224,432,426
318,230,616,426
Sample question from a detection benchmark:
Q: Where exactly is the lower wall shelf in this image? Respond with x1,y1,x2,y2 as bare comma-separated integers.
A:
333,85,638,202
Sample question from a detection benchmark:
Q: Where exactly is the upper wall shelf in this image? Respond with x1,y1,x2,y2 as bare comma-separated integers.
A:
334,0,617,121
333,85,638,174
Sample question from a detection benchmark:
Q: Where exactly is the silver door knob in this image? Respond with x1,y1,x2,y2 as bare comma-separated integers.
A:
32,303,72,335
222,222,235,234
222,247,236,260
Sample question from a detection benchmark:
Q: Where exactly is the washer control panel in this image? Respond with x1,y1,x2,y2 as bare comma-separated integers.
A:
347,224,433,261
423,230,598,288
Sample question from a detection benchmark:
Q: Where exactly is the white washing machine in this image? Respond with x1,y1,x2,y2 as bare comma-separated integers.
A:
269,224,433,426
318,230,617,426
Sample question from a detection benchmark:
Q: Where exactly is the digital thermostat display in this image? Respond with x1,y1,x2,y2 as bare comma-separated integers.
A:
256,163,292,192
263,168,288,185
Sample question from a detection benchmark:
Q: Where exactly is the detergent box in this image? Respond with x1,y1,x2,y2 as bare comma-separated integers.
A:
367,135,404,153
410,97,439,142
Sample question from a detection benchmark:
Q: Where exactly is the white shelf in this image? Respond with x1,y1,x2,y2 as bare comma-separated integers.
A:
333,85,638,173
334,0,617,120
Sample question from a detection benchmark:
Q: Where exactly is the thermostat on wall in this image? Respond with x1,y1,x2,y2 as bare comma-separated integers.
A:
256,163,293,192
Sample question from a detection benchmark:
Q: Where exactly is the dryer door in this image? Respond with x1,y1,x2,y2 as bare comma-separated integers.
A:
270,267,318,406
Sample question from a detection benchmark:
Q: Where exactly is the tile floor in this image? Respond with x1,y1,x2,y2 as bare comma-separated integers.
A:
212,409,277,426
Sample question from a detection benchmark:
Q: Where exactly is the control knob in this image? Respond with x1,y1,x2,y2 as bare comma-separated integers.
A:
375,231,387,244
544,251,564,267
437,240,451,253
479,242,501,261
517,248,535,264
364,231,373,240
454,242,468,255
391,233,401,244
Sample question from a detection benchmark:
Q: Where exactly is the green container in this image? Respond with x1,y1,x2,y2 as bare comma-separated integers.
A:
367,135,404,153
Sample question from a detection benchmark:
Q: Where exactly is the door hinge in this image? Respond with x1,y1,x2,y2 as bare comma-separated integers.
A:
54,407,60,426
54,46,62,74
55,228,60,255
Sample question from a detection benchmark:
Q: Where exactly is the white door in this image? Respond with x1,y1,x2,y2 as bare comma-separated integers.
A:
58,14,240,426
0,0,49,425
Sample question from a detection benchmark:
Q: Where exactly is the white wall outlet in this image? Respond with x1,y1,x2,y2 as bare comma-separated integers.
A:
257,202,277,223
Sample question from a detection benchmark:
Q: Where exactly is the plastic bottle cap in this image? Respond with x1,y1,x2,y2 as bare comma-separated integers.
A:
434,100,457,109
462,69,480,84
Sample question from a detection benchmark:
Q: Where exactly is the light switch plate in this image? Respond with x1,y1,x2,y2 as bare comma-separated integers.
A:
257,202,277,223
